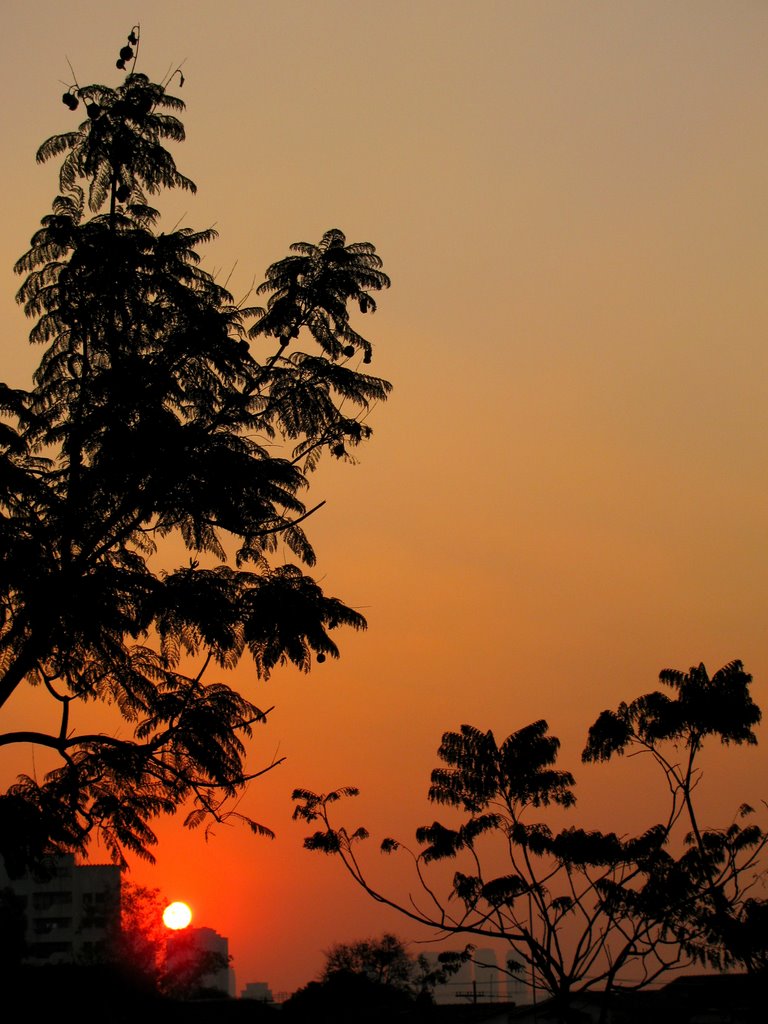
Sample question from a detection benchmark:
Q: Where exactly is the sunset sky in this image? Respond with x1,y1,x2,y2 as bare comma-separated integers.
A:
2,0,767,998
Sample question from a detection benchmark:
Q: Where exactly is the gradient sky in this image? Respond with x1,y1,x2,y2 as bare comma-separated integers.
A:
2,0,767,998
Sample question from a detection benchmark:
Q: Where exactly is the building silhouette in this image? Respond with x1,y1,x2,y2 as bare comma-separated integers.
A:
0,853,120,964
241,980,274,1002
166,924,235,996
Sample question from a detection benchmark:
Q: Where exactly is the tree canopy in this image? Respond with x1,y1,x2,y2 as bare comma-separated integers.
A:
294,661,768,1021
0,30,391,872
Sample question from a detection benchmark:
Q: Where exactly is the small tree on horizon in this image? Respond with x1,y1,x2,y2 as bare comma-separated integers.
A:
322,932,450,997
0,28,391,873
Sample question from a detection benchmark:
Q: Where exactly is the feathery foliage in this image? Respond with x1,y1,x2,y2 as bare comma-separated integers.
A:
0,32,391,871
294,662,768,1020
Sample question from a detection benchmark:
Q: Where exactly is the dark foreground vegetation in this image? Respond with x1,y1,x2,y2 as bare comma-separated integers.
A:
3,961,767,1024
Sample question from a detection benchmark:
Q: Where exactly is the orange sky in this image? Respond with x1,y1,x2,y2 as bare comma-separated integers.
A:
2,0,768,999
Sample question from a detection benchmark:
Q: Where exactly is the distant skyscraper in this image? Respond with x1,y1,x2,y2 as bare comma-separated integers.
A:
166,925,235,997
241,980,274,1002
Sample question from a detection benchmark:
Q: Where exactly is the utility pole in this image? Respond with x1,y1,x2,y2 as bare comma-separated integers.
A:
456,980,480,1004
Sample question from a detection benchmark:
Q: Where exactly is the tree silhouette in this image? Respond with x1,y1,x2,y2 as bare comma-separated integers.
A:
101,882,167,995
40,70,194,217
0,30,391,872
324,933,416,990
322,933,448,996
583,660,767,977
283,934,447,1023
294,662,767,1022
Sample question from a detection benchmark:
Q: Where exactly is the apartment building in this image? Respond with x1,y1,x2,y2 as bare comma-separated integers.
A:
0,853,121,963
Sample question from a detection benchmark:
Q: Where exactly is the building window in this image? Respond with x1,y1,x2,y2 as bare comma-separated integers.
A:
28,941,72,959
33,917,72,935
33,891,72,910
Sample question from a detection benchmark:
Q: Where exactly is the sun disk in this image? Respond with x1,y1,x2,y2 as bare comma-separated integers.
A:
163,901,192,930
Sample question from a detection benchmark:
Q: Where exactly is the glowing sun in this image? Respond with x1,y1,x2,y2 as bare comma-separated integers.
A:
162,901,192,930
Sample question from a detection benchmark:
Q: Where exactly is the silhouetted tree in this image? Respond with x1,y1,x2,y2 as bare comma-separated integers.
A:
162,927,231,1000
324,933,414,989
0,29,390,872
108,882,167,993
322,932,448,997
282,933,452,1022
294,661,767,1024
83,882,227,1000
583,661,768,977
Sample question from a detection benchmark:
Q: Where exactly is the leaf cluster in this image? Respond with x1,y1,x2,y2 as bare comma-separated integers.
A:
583,661,760,763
